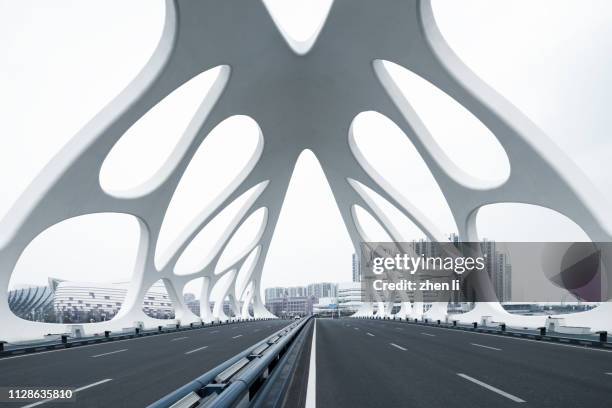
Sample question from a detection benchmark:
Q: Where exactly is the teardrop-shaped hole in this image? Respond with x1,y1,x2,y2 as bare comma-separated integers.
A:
215,208,267,275
100,66,228,195
374,60,511,189
350,111,457,236
155,115,262,270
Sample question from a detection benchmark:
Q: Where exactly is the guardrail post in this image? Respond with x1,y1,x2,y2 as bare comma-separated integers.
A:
176,323,180,330
453,320,457,327
0,341,5,352
135,327,140,335
472,322,477,329
158,326,162,332
190,323,194,329
597,331,608,342
104,331,110,338
500,323,506,332
538,327,546,336
414,318,418,323
61,335,68,344
437,319,441,325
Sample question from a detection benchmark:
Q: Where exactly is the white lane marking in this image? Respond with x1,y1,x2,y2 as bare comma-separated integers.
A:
420,332,435,337
471,343,502,351
354,327,359,330
457,373,525,403
606,372,612,375
366,332,375,337
211,330,219,333
21,379,113,407
171,336,188,342
185,345,208,355
91,349,127,358
232,334,243,339
378,321,612,354
390,343,407,351
305,320,317,408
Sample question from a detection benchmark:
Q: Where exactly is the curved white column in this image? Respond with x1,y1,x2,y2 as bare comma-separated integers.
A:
1,0,610,341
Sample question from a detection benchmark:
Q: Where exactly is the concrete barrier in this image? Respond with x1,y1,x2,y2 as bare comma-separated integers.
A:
67,325,84,338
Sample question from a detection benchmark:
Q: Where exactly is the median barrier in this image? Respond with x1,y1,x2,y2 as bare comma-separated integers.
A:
149,317,311,408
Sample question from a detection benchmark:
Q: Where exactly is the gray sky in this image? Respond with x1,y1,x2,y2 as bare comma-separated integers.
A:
1,0,611,298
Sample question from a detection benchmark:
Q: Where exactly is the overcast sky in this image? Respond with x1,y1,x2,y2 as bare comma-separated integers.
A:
1,0,612,299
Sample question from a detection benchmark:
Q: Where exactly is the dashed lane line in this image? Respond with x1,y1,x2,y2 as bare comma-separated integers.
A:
470,343,501,351
390,343,407,351
170,337,188,342
457,373,525,403
91,349,127,358
185,346,208,355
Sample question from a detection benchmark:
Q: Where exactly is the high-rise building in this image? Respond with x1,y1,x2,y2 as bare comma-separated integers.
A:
504,261,512,302
264,287,287,302
286,286,307,298
413,238,443,258
352,253,361,282
265,296,315,318
448,233,460,245
496,252,512,302
307,282,337,299
481,239,512,302
265,286,309,302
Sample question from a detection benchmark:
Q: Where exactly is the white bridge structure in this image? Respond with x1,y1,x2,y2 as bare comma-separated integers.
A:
1,0,611,342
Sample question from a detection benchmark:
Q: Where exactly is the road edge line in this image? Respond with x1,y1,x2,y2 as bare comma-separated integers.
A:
305,319,317,408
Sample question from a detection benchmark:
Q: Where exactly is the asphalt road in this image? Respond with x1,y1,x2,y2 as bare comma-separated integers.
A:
0,319,291,407
315,318,612,408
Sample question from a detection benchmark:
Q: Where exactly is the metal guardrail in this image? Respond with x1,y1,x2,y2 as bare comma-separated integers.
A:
356,316,612,349
0,318,271,358
149,317,312,408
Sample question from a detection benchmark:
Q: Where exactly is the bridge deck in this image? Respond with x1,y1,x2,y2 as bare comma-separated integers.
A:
0,320,291,407
315,318,612,408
